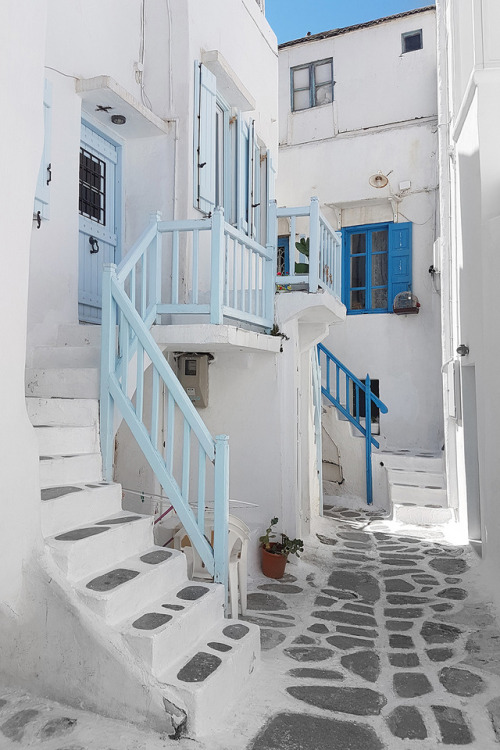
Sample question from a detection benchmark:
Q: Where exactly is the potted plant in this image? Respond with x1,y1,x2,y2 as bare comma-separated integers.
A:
259,517,304,579
294,237,309,275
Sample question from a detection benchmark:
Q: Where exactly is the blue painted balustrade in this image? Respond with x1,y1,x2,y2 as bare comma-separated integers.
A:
317,343,388,506
273,198,342,300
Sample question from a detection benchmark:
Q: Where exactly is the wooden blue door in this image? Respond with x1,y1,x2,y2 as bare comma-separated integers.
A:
78,123,119,323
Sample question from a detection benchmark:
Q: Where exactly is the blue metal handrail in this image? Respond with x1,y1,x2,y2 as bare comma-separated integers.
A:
317,343,388,505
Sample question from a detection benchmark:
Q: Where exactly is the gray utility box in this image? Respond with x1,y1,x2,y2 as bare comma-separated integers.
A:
177,353,209,408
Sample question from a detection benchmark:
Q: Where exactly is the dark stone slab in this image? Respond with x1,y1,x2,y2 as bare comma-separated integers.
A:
223,623,249,640
85,483,101,488
445,577,461,584
95,515,141,525
438,587,467,600
385,579,415,593
288,668,344,680
432,603,454,612
132,612,172,630
140,550,172,564
421,585,433,592
176,585,209,601
314,596,335,607
281,573,298,583
242,615,295,629
342,603,374,615
333,552,373,562
387,706,427,740
316,534,337,546
306,573,317,587
381,568,424,578
56,527,109,541
321,589,357,600
177,651,221,682
393,672,433,697
387,594,431,605
338,531,371,542
439,667,485,696
336,625,378,639
0,710,39,742
421,621,462,644
326,635,375,649
247,592,288,611
427,648,454,662
258,583,303,594
308,623,329,634
249,712,384,750
208,641,232,652
284,646,334,662
389,634,414,649
381,558,418,566
270,613,295,620
312,610,377,627
412,574,439,584
327,571,380,603
86,568,139,591
41,486,82,501
287,686,386,716
260,629,286,650
341,651,380,683
386,620,413,631
384,608,423,619
162,604,185,611
432,706,473,745
293,635,316,645
488,698,500,741
39,717,77,739
429,558,469,575
389,652,420,667
344,541,372,550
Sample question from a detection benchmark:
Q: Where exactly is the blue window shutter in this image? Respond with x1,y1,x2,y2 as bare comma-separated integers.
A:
193,61,216,214
34,79,52,220
388,222,412,306
236,115,249,232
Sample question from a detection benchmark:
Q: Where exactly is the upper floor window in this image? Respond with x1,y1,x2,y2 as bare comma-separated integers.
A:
291,59,333,112
342,222,412,314
402,29,423,53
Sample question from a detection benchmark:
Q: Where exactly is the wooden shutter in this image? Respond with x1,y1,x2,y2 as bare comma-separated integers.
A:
388,222,412,305
34,79,52,220
193,62,216,214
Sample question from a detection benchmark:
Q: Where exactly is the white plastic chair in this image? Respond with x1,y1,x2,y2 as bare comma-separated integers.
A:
173,512,249,619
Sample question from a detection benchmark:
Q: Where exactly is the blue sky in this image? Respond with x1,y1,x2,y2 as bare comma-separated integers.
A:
265,0,435,44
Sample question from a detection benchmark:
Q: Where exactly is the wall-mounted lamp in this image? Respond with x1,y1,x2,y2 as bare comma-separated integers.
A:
456,344,469,357
111,114,127,125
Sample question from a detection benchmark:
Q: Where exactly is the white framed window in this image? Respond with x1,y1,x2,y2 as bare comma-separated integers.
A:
290,58,333,112
402,29,423,54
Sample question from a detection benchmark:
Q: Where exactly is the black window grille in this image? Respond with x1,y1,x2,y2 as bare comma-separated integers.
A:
79,148,106,224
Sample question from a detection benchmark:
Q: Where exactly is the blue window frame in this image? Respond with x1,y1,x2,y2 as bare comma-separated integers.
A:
342,222,412,314
277,236,290,275
291,58,333,112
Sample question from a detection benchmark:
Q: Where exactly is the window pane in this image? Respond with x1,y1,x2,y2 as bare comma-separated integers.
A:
372,288,388,309
372,230,388,253
293,89,310,111
315,84,333,106
371,253,388,286
351,256,366,288
350,233,366,255
293,67,309,89
402,30,422,53
350,290,366,310
314,62,332,85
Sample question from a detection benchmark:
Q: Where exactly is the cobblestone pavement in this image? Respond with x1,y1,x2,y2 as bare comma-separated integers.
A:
2,506,500,749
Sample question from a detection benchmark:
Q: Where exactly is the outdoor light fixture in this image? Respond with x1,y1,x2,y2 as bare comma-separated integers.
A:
456,344,469,356
369,171,389,189
111,114,127,125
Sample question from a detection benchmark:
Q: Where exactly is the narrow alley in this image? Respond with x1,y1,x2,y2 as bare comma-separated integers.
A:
2,505,500,749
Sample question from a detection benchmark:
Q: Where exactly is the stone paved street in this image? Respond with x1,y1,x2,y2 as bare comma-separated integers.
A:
2,505,500,749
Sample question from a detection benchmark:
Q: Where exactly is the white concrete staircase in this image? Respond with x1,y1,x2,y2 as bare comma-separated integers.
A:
25,334,259,739
379,451,453,525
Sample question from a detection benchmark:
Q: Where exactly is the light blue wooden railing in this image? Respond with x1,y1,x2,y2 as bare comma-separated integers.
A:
274,198,342,299
100,212,229,587
317,343,388,506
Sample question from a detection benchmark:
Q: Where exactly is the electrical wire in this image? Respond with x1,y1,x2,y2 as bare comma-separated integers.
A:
44,65,79,80
139,0,153,110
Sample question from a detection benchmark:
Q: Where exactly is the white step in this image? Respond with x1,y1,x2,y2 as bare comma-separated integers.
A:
26,368,99,399
27,397,99,427
322,461,342,483
159,619,260,738
378,451,443,473
35,424,99,456
77,547,188,624
387,468,445,489
41,482,123,538
390,483,447,506
32,345,100,369
45,511,153,581
393,503,455,525
39,453,103,487
122,583,225,678
57,324,103,348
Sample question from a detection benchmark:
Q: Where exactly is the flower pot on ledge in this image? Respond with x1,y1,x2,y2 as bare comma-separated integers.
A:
261,544,288,579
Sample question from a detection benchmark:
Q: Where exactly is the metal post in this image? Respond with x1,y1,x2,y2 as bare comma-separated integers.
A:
365,373,373,506
100,264,117,481
210,208,224,324
213,434,229,608
308,197,320,293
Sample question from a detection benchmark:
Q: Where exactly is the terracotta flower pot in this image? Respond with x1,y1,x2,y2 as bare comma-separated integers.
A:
261,545,288,579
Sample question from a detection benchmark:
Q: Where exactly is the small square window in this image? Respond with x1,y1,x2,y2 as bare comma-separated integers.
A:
402,29,423,54
291,59,333,112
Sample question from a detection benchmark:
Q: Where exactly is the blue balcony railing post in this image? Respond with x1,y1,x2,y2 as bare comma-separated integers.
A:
148,211,162,323
308,197,320,293
365,373,373,506
265,199,278,325
210,208,224,324
100,263,117,482
213,434,230,600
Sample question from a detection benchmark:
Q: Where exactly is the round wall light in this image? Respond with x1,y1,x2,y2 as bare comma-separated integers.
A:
111,114,127,125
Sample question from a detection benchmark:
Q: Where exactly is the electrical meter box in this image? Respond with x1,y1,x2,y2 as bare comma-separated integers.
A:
393,291,420,315
177,354,209,408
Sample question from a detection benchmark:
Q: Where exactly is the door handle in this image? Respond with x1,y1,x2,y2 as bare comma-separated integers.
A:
89,236,99,254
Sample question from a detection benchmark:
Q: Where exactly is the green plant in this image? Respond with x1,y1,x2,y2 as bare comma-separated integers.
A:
259,517,304,558
295,237,309,275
